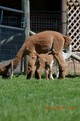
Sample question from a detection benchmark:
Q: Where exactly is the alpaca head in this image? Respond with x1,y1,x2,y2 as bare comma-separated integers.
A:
62,44,72,60
0,66,5,75
0,63,11,78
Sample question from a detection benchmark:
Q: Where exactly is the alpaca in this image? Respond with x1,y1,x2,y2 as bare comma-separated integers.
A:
27,53,54,80
27,45,72,79
0,30,71,78
36,53,54,80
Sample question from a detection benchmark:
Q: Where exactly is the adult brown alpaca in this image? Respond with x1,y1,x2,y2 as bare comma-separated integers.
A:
0,30,71,78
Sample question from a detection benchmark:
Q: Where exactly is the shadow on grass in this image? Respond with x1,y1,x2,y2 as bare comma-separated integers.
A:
66,74,80,78
15,72,25,77
15,73,80,79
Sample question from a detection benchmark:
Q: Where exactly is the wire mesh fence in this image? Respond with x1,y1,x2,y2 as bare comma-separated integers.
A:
0,6,25,61
30,11,67,33
0,27,24,61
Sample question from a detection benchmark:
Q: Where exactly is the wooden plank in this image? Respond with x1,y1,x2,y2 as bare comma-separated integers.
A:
71,53,80,62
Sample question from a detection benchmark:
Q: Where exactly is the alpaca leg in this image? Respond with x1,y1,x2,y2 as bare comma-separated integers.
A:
27,68,35,79
26,67,33,79
49,62,54,80
31,67,36,78
27,73,31,79
56,62,59,78
54,52,67,78
10,61,13,79
45,69,49,80
49,69,54,80
37,68,42,79
35,69,39,79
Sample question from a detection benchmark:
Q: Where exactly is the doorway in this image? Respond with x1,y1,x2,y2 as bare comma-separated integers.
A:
30,0,63,33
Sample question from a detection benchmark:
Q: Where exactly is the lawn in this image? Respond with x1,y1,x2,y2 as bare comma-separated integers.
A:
0,74,80,121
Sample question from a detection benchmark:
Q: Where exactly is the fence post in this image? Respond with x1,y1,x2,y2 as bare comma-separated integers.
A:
62,0,66,34
22,0,30,74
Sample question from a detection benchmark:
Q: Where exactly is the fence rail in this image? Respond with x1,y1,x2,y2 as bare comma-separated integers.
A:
0,24,24,31
0,6,23,13
0,6,25,61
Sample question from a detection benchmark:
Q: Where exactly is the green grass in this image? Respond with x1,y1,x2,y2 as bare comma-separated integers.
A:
0,74,80,121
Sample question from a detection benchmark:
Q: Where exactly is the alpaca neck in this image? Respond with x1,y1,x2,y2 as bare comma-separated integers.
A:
13,42,26,69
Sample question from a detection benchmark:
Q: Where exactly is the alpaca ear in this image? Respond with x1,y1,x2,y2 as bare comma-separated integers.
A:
63,35,71,48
